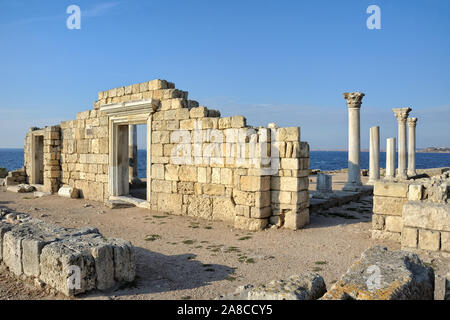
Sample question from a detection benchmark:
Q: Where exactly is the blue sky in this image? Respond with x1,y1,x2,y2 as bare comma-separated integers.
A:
0,0,449,150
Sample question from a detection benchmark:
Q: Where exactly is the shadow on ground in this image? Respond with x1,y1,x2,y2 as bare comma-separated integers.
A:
83,247,234,298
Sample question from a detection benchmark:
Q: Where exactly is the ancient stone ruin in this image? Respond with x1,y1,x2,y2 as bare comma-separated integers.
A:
5,79,311,231
0,209,135,296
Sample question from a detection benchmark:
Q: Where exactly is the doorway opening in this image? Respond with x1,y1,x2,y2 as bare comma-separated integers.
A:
129,124,147,200
31,134,44,185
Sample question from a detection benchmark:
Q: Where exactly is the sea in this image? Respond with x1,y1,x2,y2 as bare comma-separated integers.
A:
1,149,449,179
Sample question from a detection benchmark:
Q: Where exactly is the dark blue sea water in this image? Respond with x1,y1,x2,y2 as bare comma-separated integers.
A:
1,149,449,178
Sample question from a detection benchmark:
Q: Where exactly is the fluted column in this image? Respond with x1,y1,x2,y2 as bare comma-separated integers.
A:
385,137,396,180
392,107,411,179
343,92,365,191
407,117,418,177
368,126,380,184
128,124,138,182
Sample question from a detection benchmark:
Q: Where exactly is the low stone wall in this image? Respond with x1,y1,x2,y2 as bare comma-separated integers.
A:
372,174,449,253
0,210,135,296
372,181,409,242
401,201,450,254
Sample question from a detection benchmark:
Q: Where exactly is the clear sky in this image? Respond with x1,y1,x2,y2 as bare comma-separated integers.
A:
0,0,449,150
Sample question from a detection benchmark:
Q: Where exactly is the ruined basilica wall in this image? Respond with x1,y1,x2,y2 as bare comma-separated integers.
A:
23,79,311,230
96,80,310,230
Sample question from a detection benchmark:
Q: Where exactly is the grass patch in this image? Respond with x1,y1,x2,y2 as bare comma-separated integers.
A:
23,196,34,200
315,261,328,265
225,276,237,281
312,267,323,272
152,215,169,219
182,239,196,245
145,234,161,241
245,258,255,264
181,296,191,300
238,236,252,241
204,226,213,230
225,246,240,253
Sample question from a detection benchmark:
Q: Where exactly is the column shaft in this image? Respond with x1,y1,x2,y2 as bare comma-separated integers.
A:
369,126,380,183
392,108,411,179
343,92,365,191
407,118,418,176
385,137,396,180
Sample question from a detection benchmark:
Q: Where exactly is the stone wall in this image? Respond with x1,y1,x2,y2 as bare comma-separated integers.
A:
401,201,450,254
372,181,409,242
23,126,61,193
0,211,135,296
59,110,109,201
22,79,310,230
372,173,450,255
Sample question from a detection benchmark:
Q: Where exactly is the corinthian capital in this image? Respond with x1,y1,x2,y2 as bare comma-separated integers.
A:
392,107,412,122
343,92,365,108
407,117,418,127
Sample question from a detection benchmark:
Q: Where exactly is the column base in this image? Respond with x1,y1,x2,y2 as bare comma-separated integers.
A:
343,182,363,192
407,171,417,178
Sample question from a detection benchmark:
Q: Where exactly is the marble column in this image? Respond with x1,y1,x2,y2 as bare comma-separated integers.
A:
368,126,380,184
407,117,418,177
343,92,365,191
392,107,411,179
385,137,396,180
128,124,138,182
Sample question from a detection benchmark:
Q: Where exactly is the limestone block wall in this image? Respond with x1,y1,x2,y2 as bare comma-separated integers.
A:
95,79,310,230
372,181,409,242
0,213,135,296
24,126,61,193
59,110,109,201
401,202,450,254
373,178,450,254
22,79,310,230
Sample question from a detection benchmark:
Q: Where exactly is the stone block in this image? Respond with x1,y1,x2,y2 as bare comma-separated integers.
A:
212,197,236,222
374,181,409,198
418,229,440,252
442,231,450,253
403,202,450,232
321,246,434,300
58,185,79,199
190,107,208,118
234,216,268,231
240,176,270,192
231,116,246,128
372,214,385,230
187,196,212,219
276,127,300,142
408,184,423,201
373,196,407,216
385,216,403,233
401,227,419,251
371,230,401,243
284,208,309,230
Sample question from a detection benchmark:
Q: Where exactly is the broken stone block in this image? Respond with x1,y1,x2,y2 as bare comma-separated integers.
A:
0,167,7,178
58,185,79,199
17,184,35,193
247,273,326,300
316,173,332,193
321,246,434,300
0,220,13,261
217,273,326,300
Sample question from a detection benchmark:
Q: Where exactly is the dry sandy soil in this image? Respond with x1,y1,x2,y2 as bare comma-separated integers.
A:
0,173,448,300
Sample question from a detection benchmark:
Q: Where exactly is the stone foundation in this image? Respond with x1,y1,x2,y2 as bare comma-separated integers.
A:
0,211,135,296
372,172,450,255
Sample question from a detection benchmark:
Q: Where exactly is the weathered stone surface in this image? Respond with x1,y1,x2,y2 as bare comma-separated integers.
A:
234,216,268,231
104,199,135,209
218,273,326,300
322,246,434,300
374,181,409,198
403,201,450,232
373,196,407,216
17,184,35,193
58,185,79,198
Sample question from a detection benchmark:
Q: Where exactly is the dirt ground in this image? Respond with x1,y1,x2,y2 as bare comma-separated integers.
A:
0,173,448,300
